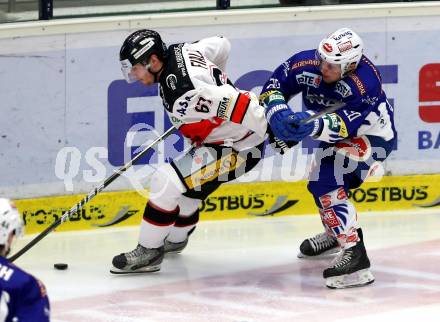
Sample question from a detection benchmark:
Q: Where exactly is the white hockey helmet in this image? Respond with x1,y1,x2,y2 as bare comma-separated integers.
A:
0,198,24,247
317,28,364,77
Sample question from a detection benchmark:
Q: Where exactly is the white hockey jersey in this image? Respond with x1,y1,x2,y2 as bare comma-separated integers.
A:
158,37,267,151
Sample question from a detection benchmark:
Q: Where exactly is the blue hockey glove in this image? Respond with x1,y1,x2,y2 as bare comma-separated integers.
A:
286,111,323,142
265,103,298,141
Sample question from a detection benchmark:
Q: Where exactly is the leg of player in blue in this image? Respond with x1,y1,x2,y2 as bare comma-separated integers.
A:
299,135,395,288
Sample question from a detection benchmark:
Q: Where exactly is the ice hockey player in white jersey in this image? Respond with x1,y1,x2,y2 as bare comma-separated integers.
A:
111,29,271,274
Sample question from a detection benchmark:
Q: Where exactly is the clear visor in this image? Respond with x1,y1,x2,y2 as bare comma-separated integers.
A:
121,60,151,84
315,50,341,73
120,59,137,83
320,61,342,73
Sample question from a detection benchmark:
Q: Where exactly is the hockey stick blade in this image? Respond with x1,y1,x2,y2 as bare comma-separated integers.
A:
9,126,176,262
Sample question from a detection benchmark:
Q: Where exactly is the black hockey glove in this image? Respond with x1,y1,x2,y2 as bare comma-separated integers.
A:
267,126,298,155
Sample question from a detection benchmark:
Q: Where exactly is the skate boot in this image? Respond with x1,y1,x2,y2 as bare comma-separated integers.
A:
110,244,164,274
323,231,374,289
164,238,188,254
164,226,196,254
298,232,339,258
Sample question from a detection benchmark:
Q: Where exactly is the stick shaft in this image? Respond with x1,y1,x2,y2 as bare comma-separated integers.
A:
9,126,176,262
302,102,345,124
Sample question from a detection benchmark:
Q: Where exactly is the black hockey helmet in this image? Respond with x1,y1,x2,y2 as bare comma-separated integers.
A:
120,29,167,65
120,29,167,83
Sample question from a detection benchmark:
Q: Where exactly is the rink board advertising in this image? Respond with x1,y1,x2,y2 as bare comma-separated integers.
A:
16,174,440,234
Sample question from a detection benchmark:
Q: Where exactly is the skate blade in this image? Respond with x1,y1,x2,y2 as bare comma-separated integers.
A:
165,250,184,255
110,265,161,275
297,247,340,259
326,268,375,289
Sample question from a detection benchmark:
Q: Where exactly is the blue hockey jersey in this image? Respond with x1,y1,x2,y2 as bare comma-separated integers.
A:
260,49,396,143
0,256,50,322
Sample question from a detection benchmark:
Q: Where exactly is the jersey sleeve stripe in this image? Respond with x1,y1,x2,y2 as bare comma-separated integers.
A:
230,93,251,124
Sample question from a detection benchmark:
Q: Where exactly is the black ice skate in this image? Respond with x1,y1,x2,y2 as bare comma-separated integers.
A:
323,231,374,289
298,232,339,258
110,244,164,274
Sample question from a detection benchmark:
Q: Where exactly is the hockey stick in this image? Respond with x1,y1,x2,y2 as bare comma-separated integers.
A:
9,126,176,262
301,102,345,124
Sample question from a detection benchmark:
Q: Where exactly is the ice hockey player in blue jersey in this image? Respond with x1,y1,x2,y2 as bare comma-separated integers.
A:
260,28,396,289
0,198,50,321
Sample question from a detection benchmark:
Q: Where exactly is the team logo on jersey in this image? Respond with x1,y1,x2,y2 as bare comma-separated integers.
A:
305,88,339,107
174,44,188,77
217,96,232,119
166,74,177,90
266,78,281,89
335,80,352,98
348,74,366,95
292,59,320,70
175,94,196,117
296,72,322,88
337,41,353,53
335,136,372,162
323,43,333,53
361,95,379,106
